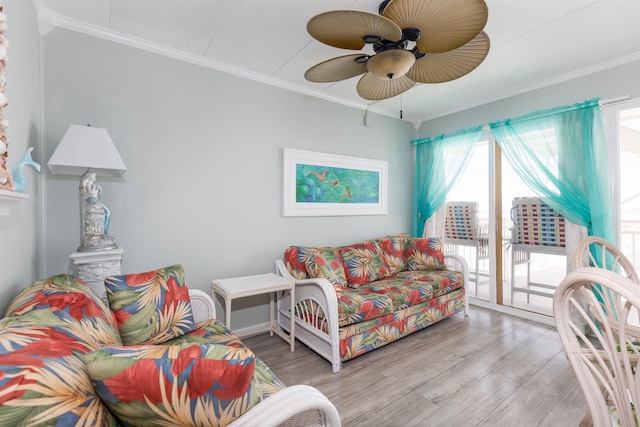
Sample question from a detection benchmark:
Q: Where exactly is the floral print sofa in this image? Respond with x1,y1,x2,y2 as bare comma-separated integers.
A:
0,265,340,426
276,235,469,373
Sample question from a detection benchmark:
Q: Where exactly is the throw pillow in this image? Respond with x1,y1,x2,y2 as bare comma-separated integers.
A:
406,238,446,271
4,274,123,349
338,241,389,287
105,264,196,345
84,343,258,427
283,245,312,280
377,235,410,276
304,247,348,289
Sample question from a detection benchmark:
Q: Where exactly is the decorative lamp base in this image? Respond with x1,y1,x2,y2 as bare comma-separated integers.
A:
77,241,119,253
69,246,123,299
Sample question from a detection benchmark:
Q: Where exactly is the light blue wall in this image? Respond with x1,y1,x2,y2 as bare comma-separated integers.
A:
417,61,640,137
8,7,639,329
0,1,42,316
41,29,416,329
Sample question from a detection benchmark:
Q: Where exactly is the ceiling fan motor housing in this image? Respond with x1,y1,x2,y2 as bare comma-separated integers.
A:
371,38,409,53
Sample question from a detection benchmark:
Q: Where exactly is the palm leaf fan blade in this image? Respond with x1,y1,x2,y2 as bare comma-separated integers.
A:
307,10,402,50
357,73,415,100
383,0,488,53
407,31,490,83
305,55,368,83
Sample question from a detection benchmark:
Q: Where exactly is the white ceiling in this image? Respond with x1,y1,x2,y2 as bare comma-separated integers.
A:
32,0,640,126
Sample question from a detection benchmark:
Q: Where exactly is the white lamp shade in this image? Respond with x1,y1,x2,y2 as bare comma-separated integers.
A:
47,124,127,176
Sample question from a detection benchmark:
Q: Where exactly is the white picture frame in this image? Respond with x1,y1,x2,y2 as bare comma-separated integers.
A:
283,148,388,217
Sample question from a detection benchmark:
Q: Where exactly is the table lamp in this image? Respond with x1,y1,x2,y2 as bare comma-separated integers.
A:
47,124,127,252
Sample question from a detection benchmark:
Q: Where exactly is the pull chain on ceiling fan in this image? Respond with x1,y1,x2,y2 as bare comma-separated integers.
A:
304,0,490,101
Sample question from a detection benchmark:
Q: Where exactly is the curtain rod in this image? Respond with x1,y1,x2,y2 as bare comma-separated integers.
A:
489,98,601,128
599,95,631,106
412,96,632,145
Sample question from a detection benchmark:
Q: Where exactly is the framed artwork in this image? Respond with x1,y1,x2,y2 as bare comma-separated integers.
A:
283,148,388,217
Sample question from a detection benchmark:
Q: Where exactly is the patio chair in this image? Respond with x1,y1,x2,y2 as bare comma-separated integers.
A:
554,267,640,427
444,201,489,296
510,197,566,302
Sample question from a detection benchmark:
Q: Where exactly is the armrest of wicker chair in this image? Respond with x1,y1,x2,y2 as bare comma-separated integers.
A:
189,288,216,323
229,385,341,427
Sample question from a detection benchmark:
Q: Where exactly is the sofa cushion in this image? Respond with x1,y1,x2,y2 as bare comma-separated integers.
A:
377,235,410,276
394,269,465,298
356,277,434,310
406,238,446,271
4,274,122,348
338,242,389,287
305,247,348,290
337,288,394,327
339,288,466,360
84,343,258,426
105,264,196,345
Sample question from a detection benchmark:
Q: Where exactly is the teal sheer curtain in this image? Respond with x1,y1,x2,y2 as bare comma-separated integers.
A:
489,98,613,242
411,126,484,237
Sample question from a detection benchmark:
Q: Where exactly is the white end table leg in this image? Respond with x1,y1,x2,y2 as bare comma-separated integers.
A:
289,286,295,352
269,291,275,337
225,297,232,329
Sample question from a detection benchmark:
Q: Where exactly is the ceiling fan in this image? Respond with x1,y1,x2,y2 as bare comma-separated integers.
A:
304,0,490,101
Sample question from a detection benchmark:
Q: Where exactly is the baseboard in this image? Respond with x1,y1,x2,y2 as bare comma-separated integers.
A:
232,322,270,339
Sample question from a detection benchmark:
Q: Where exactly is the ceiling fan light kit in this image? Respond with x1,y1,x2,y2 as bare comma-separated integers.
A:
305,0,490,101
367,49,415,80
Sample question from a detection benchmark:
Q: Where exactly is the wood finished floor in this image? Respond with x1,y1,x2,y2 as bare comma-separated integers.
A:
242,306,588,427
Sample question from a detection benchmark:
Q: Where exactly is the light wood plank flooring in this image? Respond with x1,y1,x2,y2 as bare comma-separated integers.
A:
242,306,588,427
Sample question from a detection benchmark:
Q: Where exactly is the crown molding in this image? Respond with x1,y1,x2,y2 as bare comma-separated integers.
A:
34,11,380,116
412,52,640,126
35,10,55,35
35,7,637,128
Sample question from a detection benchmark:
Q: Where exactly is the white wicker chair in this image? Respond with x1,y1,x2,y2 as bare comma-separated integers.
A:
554,267,640,427
568,236,640,426
188,289,341,426
572,236,640,282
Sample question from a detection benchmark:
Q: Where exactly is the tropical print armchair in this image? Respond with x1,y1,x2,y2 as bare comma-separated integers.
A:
0,267,333,427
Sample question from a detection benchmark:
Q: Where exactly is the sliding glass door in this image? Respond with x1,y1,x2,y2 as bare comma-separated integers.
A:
605,100,640,269
444,138,491,301
441,99,636,322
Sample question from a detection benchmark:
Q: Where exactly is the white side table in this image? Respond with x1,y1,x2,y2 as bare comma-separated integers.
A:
211,273,295,352
69,246,123,299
